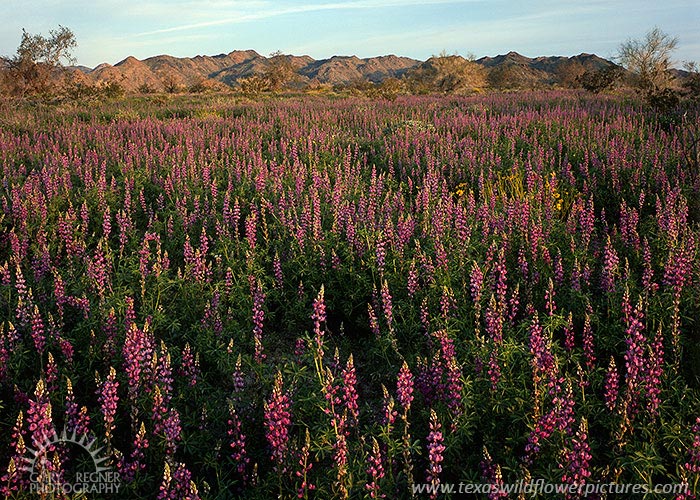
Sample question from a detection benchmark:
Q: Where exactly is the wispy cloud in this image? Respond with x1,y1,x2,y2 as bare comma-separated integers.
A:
134,0,484,36
3,0,697,67
290,0,670,62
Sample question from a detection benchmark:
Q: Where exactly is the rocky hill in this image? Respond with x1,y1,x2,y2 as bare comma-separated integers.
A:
476,51,618,88
73,50,623,92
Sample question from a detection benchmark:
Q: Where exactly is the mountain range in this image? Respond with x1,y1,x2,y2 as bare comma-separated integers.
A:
69,50,619,92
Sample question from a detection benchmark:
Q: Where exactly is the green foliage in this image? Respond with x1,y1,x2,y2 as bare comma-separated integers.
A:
0,92,698,498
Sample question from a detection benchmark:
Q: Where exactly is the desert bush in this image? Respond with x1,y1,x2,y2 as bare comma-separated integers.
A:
138,82,156,94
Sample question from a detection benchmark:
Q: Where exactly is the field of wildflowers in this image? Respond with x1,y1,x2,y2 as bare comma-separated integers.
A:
0,91,699,499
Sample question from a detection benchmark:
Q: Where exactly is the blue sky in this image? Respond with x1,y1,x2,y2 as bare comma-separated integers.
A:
1,0,698,68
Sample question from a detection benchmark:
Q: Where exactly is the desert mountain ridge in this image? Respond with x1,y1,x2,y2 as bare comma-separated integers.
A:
68,50,622,92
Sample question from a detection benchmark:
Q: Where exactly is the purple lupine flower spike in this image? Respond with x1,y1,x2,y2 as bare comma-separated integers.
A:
604,357,619,412
296,428,315,499
264,371,292,472
560,419,592,499
425,409,445,500
684,417,700,474
365,437,385,499
98,367,119,446
396,360,414,412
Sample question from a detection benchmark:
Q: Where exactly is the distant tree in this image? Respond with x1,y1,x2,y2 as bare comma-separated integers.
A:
408,50,486,94
264,51,297,91
346,78,374,96
360,78,405,100
163,76,183,94
682,61,700,101
0,58,9,93
578,66,624,93
188,80,208,93
376,77,405,101
3,25,77,96
100,80,125,99
138,82,155,94
238,74,268,96
617,27,678,99
66,80,99,101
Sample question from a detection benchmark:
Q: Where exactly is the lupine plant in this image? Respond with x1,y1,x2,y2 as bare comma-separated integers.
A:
0,91,698,498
